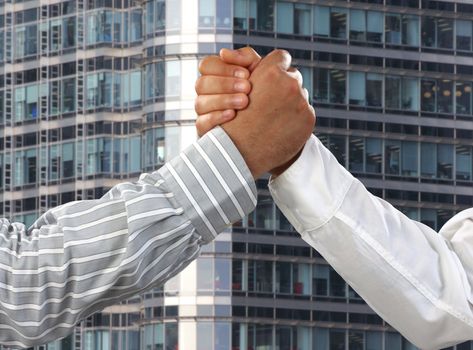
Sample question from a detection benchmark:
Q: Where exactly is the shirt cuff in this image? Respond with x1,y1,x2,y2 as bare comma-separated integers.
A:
159,126,257,243
269,135,354,233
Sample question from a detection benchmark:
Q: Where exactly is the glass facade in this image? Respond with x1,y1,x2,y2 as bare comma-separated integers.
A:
0,0,473,349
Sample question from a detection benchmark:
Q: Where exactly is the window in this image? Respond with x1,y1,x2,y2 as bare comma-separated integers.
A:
313,6,329,37
165,61,180,97
86,10,113,44
14,24,38,59
234,0,248,29
62,78,76,113
14,149,37,186
367,73,382,107
386,14,401,44
437,80,453,114
350,10,366,41
294,4,311,36
276,2,293,34
166,0,181,30
349,72,365,106
276,262,310,295
402,78,420,111
366,138,382,173
63,17,76,48
456,20,472,51
15,85,39,121
437,144,453,179
421,143,453,180
348,72,382,107
145,0,165,34
62,142,75,178
456,146,472,181
402,15,419,46
199,0,215,27
249,195,273,230
421,143,436,178
248,260,273,293
385,76,401,109
456,82,472,115
437,18,453,49
421,79,436,112
249,0,274,32
86,73,113,109
330,8,347,39
387,13,419,46
50,19,62,52
367,11,383,42
330,70,346,104
0,30,4,61
216,0,232,29
143,324,164,350
422,17,453,49
197,258,213,290
248,324,272,350
313,68,329,102
130,9,142,41
349,137,364,172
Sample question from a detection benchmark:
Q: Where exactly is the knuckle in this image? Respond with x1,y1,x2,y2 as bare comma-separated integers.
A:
288,78,301,95
194,97,203,114
274,49,289,58
266,65,282,80
195,77,204,93
198,56,218,74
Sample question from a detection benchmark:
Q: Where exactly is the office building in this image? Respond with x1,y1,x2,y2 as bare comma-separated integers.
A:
1,0,473,349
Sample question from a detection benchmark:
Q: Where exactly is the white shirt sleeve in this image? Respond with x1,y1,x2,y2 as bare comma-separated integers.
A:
269,135,473,349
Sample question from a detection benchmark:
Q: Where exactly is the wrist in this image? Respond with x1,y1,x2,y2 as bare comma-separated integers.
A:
270,150,302,178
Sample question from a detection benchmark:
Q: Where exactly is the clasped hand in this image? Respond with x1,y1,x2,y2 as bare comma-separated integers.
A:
194,47,316,179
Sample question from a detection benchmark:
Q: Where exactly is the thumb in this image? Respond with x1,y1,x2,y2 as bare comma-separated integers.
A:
220,47,262,72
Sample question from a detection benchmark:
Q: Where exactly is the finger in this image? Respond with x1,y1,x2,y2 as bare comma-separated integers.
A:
303,88,309,101
196,110,236,137
195,76,252,95
220,47,262,72
287,67,303,87
257,49,292,72
199,56,250,79
195,93,249,115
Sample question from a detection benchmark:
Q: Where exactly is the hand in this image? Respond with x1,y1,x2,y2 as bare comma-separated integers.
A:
211,49,315,179
195,47,261,136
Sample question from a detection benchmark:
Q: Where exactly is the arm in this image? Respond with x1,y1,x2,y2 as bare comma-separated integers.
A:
0,128,256,347
269,135,473,349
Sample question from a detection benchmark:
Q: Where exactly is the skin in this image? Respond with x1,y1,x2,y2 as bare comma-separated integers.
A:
195,48,315,179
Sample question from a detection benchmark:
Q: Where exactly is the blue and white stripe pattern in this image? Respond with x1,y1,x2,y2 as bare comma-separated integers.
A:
0,127,256,347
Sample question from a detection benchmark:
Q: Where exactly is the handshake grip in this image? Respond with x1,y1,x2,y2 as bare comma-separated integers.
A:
195,48,316,179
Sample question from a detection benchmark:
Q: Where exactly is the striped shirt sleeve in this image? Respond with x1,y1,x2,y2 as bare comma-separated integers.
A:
0,126,256,348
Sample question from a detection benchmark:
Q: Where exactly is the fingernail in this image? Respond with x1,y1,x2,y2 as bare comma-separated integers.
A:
232,95,245,106
234,70,247,79
234,81,248,92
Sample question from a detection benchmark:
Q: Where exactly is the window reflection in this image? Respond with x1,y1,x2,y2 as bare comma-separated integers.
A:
234,0,248,30
456,82,472,115
456,20,473,51
330,8,347,39
249,0,274,32
386,14,401,44
421,79,436,112
248,260,273,293
422,17,453,49
456,146,472,181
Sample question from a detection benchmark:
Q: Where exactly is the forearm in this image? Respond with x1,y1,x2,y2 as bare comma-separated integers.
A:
269,135,473,349
0,127,256,347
